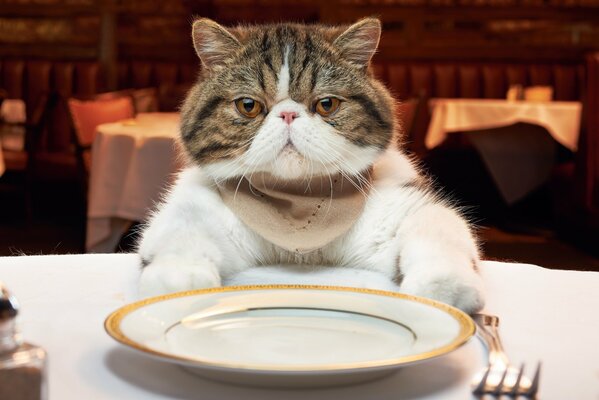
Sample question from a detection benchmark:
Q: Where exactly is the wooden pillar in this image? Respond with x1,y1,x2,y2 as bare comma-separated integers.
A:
99,1,118,91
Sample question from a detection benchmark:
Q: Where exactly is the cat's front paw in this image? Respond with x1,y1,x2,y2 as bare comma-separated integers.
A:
138,260,221,298
400,270,484,314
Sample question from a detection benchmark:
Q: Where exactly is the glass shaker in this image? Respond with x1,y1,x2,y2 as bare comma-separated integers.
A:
0,282,47,400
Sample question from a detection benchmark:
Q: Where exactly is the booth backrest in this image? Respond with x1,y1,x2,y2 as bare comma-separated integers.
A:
1,56,596,226
0,60,196,153
371,62,585,101
0,58,588,154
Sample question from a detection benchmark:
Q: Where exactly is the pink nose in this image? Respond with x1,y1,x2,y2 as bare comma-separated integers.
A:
279,111,298,125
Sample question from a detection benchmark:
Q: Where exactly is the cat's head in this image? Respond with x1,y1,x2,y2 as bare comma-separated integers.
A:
180,18,396,181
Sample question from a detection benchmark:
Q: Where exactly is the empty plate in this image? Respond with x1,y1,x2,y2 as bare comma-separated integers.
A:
105,285,474,387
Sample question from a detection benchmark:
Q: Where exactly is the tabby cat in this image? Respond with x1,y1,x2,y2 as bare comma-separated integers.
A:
138,17,484,313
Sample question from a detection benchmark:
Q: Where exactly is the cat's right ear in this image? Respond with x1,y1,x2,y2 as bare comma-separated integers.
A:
333,18,381,68
192,18,241,69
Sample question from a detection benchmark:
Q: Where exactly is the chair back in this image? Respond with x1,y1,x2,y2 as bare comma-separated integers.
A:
95,88,159,113
67,95,135,149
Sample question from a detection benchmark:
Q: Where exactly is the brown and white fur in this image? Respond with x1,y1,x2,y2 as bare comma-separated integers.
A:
138,18,485,313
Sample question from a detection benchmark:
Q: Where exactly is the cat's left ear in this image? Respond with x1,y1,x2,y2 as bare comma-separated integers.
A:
333,18,381,67
192,18,241,69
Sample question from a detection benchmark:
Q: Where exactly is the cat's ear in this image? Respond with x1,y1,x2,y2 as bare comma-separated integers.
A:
333,18,381,67
192,18,241,69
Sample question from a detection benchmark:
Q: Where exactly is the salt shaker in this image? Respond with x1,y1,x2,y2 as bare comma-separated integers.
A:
0,283,47,400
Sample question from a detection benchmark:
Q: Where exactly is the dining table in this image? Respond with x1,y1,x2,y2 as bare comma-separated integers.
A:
86,112,183,253
0,253,598,399
426,98,582,204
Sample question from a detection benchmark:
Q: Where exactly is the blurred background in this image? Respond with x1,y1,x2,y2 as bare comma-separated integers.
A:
0,0,597,269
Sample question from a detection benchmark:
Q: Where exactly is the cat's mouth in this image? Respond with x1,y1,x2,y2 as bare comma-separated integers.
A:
279,139,300,155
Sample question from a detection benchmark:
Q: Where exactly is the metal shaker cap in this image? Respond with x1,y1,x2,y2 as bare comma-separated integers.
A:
0,282,19,322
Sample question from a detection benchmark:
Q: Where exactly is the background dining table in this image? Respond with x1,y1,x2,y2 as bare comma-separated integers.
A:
426,99,582,204
86,112,182,252
0,253,598,399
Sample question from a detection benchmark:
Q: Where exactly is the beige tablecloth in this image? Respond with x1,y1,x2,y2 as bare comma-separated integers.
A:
0,254,598,399
426,99,582,151
86,113,183,252
426,99,582,204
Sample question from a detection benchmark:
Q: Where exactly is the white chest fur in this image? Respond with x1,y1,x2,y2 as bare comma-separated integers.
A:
138,148,485,313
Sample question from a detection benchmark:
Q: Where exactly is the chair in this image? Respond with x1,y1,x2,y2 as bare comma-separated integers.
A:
66,94,135,192
64,93,135,250
96,87,159,114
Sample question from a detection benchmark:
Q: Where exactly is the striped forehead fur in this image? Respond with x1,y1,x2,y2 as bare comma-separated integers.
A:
180,19,397,167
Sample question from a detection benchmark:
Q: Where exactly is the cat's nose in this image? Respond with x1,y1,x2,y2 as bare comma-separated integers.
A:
279,111,298,125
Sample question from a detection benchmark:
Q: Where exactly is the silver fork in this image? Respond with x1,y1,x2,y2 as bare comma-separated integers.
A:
471,313,541,398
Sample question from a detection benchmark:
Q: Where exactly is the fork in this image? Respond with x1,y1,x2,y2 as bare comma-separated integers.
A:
471,313,541,398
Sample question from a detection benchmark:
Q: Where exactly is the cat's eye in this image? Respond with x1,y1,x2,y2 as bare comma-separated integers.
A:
235,98,263,118
314,97,341,117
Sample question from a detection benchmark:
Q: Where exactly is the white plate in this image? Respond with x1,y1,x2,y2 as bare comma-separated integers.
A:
105,285,474,387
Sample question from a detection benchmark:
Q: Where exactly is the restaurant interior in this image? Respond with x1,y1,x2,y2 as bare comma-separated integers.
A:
2,2,599,399
0,0,598,270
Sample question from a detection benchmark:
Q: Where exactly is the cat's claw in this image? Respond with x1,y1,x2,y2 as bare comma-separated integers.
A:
138,261,221,298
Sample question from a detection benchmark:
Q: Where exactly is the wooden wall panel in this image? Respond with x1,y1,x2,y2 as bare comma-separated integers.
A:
1,0,599,86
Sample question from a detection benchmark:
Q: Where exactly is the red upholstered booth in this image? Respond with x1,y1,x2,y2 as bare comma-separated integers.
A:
372,62,584,101
0,56,597,236
0,60,194,169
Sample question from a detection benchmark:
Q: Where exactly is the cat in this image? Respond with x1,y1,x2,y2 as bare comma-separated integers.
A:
137,17,485,313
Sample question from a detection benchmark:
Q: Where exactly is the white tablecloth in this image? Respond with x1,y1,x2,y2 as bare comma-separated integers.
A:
426,99,582,204
0,254,598,399
86,113,182,252
426,99,582,151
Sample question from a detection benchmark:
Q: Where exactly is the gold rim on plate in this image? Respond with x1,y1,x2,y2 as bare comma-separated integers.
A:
105,284,475,372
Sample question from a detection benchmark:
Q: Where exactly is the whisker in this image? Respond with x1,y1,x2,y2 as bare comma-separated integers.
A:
316,159,335,217
306,138,376,199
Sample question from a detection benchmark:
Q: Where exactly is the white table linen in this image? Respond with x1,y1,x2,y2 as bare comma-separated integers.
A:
0,254,598,399
86,113,182,252
426,99,582,204
426,99,582,151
